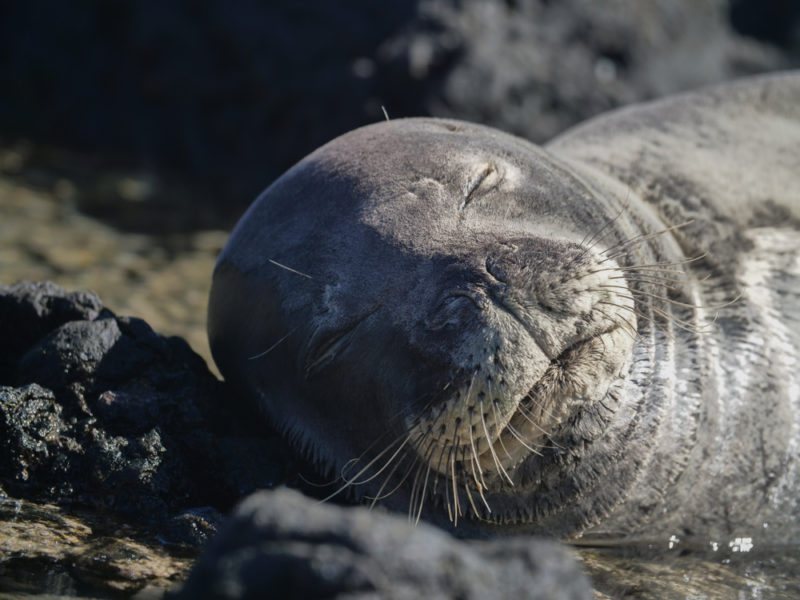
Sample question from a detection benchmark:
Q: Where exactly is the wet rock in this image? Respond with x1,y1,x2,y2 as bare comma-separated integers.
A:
0,384,73,496
0,280,294,525
163,507,225,548
0,496,192,596
174,488,593,600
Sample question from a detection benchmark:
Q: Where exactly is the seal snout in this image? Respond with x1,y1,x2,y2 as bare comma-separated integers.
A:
404,235,638,513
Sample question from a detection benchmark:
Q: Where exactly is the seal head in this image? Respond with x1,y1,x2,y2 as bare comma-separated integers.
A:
209,118,651,532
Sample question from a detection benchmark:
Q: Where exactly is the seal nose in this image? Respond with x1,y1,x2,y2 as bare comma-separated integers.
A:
487,237,580,285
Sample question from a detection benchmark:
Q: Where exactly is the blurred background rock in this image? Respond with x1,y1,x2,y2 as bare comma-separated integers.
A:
1,0,799,371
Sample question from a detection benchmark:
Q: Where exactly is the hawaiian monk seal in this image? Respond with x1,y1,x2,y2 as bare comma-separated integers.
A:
208,72,800,541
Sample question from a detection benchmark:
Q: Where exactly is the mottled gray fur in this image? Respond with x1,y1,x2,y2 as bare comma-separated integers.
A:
209,72,800,542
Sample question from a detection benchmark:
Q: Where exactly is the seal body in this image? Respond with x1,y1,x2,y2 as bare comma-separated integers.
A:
209,73,800,540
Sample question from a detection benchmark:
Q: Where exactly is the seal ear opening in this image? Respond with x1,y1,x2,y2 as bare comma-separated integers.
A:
304,327,357,379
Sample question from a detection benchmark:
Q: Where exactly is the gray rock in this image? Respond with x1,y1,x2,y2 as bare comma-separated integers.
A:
174,488,592,600
376,0,788,144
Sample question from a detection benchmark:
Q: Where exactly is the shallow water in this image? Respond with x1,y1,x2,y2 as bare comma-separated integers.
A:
577,537,800,599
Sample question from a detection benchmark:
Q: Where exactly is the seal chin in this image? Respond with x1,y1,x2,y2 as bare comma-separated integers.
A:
402,239,636,515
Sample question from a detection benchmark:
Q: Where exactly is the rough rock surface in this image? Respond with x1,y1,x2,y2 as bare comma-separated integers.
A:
173,488,593,600
0,280,294,531
0,496,193,596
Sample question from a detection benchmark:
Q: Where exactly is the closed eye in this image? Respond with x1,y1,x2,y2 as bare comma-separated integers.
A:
304,326,357,379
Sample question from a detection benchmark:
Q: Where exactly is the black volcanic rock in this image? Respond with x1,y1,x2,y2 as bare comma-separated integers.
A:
0,281,295,530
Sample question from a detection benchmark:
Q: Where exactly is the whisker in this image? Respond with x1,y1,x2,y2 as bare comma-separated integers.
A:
579,198,630,253
248,328,297,360
368,452,411,506
598,284,739,312
475,478,491,514
463,479,481,518
268,258,313,279
450,436,462,524
517,394,562,436
408,459,426,524
413,461,433,526
480,398,513,485
609,274,692,288
368,427,437,506
406,432,441,517
594,306,640,342
320,434,410,503
504,421,545,457
589,253,708,276
649,303,711,334
490,398,515,463
598,220,694,261
467,410,488,491
597,300,678,341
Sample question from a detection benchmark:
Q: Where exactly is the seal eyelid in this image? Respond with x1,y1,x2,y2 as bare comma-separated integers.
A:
459,164,496,212
304,302,384,378
304,327,357,379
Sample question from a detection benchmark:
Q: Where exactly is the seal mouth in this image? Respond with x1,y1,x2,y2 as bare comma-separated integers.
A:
396,317,633,525
408,322,624,482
